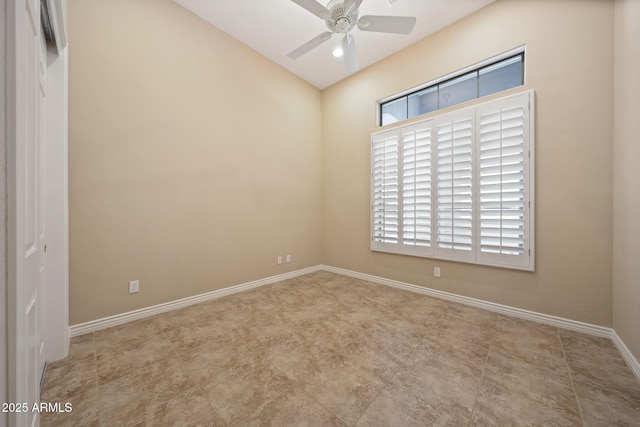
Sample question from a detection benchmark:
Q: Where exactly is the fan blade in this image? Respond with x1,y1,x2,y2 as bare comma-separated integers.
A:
291,0,331,20
342,34,358,73
357,15,416,34
287,31,333,59
344,0,364,15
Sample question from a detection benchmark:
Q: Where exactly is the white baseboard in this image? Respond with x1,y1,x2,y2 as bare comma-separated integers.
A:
611,330,640,381
68,263,640,383
320,265,640,382
320,265,611,337
69,265,322,337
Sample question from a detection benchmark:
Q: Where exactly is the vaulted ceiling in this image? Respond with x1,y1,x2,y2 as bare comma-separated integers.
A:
174,0,495,89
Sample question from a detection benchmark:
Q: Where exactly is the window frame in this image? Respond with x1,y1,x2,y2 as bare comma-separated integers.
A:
377,47,526,127
371,90,535,271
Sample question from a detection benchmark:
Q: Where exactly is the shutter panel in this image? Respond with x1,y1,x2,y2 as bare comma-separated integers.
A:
401,122,433,256
435,115,474,260
371,132,400,250
477,93,531,268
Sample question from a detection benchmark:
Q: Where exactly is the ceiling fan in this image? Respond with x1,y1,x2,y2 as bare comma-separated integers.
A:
287,0,417,73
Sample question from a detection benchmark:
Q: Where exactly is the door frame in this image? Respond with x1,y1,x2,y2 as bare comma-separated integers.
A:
43,0,69,364
2,1,9,426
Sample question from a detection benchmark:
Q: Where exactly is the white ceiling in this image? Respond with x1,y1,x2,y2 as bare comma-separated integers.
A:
174,0,495,89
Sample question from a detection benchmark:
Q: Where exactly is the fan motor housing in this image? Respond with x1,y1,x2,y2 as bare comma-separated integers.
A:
325,1,359,34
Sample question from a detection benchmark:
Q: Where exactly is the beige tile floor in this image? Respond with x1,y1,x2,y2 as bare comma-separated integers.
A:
41,271,640,426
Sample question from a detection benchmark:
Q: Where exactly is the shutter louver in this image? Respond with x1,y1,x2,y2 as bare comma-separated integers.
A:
402,124,432,254
372,134,399,246
478,95,529,267
436,118,473,255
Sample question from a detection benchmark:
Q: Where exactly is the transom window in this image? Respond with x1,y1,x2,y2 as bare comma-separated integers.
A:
379,50,524,126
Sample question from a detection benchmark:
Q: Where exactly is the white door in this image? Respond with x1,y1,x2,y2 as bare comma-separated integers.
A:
9,0,47,425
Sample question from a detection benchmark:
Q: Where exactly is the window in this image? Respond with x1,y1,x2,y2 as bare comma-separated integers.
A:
371,91,534,271
380,52,524,126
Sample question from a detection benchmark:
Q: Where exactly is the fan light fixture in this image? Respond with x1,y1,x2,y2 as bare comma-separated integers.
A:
287,0,416,73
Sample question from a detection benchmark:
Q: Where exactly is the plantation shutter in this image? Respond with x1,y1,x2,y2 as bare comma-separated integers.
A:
401,122,433,256
435,114,474,262
371,90,534,271
371,132,400,250
476,93,531,268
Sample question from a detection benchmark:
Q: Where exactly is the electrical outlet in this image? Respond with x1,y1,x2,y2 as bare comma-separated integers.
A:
434,267,441,278
277,256,282,265
286,254,291,263
129,280,140,293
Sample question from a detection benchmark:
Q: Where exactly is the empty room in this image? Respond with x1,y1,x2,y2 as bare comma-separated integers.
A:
3,0,640,425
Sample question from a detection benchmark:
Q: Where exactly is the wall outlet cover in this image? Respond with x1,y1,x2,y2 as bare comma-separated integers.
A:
129,280,140,293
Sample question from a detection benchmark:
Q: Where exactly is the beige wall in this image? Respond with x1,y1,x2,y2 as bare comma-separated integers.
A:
322,0,614,326
68,0,323,324
613,0,640,360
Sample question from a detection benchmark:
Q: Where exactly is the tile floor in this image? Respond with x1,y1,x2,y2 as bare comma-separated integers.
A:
41,271,640,426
